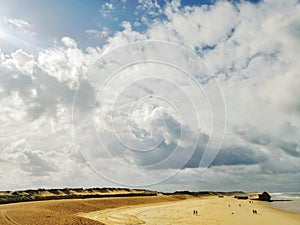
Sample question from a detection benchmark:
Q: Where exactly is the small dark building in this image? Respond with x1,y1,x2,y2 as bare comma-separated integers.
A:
258,192,271,201
234,195,248,200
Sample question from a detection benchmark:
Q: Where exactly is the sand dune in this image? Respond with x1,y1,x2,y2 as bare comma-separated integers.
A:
0,188,158,204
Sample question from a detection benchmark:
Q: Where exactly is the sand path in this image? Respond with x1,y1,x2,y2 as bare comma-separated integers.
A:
78,196,300,225
0,209,20,225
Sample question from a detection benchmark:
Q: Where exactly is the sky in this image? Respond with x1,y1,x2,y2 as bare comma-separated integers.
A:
0,0,299,192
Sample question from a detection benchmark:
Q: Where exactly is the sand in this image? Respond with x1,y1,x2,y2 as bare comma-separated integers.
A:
0,195,181,225
78,196,300,225
0,195,299,225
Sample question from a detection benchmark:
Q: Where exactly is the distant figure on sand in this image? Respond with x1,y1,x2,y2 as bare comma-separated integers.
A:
252,209,258,214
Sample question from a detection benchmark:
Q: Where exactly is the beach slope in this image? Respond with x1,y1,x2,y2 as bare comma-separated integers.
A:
78,196,300,225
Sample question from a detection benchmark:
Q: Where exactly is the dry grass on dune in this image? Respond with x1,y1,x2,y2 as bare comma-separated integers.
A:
0,195,184,225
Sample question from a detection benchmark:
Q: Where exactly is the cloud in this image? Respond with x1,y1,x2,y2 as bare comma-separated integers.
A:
278,142,300,157
21,150,58,176
211,145,266,166
86,28,110,38
234,127,271,146
1,16,31,31
0,43,102,186
37,37,101,89
99,1,119,18
136,0,162,16
97,0,300,188
0,16,35,38
262,71,300,114
161,1,238,48
105,3,114,10
61,37,77,48
0,0,300,190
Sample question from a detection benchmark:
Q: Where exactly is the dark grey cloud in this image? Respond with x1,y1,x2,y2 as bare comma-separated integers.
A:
233,125,300,159
211,145,266,166
185,144,267,168
21,151,58,176
278,141,300,157
183,133,208,168
234,126,271,146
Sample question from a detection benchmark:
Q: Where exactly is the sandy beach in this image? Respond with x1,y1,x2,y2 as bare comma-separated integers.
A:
0,195,299,225
78,196,300,225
